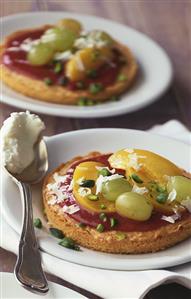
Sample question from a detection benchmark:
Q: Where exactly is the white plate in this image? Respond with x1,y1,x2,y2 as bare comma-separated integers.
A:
1,12,172,118
1,272,85,298
2,129,191,270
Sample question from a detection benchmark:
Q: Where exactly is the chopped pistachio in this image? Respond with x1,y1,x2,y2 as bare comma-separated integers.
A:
99,213,107,222
59,237,80,251
44,77,53,86
54,62,63,74
116,232,126,241
88,194,99,201
156,185,166,193
148,181,166,193
89,83,103,94
78,222,86,229
96,223,104,233
77,97,96,106
117,74,127,82
49,227,64,239
100,204,106,210
110,217,118,228
79,179,95,188
156,193,168,204
77,97,88,106
33,218,42,229
99,168,111,177
131,174,143,184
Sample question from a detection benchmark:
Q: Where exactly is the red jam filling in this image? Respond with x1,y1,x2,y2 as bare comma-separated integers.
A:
2,29,123,90
55,154,190,232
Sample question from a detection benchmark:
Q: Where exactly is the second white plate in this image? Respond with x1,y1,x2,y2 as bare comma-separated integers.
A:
1,12,172,118
1,129,191,270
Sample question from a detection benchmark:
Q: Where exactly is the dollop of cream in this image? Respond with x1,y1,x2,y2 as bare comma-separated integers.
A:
1,111,45,174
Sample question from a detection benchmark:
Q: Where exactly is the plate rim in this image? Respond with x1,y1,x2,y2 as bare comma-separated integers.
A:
1,128,191,270
1,11,173,118
44,126,187,145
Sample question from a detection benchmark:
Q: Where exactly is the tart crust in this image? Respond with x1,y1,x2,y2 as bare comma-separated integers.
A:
43,152,191,254
0,26,138,105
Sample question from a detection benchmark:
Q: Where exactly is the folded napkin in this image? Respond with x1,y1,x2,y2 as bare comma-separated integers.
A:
1,120,191,299
148,119,191,144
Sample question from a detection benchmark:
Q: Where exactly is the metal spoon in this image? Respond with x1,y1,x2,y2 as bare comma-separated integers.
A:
4,138,49,294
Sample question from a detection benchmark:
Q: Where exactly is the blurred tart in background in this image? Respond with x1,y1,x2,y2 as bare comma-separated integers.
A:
0,18,137,105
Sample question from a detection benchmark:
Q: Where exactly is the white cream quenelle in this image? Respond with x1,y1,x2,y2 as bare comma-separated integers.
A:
0,111,45,174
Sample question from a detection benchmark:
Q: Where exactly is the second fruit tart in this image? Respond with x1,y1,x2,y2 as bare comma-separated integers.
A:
0,18,137,105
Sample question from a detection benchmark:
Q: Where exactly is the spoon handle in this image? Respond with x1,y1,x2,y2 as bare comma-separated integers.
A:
14,181,49,294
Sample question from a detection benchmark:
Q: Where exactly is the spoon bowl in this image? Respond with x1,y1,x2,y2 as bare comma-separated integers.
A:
7,138,48,184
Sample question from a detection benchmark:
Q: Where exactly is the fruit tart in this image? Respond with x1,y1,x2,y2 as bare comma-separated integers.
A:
0,18,137,105
43,149,191,253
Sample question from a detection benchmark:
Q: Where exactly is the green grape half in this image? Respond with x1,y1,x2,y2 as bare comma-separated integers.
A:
116,192,153,221
27,43,54,65
102,178,132,202
41,27,76,52
167,176,191,202
57,18,82,35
